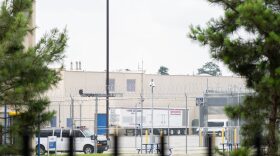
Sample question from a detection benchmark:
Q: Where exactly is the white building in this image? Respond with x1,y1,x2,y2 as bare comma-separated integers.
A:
46,70,246,134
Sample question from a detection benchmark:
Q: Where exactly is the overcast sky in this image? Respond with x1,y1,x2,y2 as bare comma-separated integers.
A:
36,0,233,75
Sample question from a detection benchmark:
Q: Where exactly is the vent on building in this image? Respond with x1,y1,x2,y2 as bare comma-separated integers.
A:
71,61,82,71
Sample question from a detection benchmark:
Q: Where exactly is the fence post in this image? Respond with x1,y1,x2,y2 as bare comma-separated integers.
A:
113,132,119,156
23,128,31,156
160,134,165,156
255,134,262,156
0,127,2,145
199,128,202,146
222,128,225,152
234,128,237,150
69,135,74,156
208,135,212,156
145,129,148,144
212,130,216,146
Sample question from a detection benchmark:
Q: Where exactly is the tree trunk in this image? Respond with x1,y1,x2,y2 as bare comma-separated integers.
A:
267,98,278,155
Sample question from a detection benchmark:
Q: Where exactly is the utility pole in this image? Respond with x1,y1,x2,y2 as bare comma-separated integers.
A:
94,97,98,153
59,104,61,127
168,105,170,149
70,95,75,154
37,113,41,156
140,60,144,153
4,104,7,144
185,93,188,154
135,103,138,148
70,95,74,129
80,104,82,127
237,88,240,126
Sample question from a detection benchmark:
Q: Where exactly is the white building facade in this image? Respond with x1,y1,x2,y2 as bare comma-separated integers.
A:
46,70,247,134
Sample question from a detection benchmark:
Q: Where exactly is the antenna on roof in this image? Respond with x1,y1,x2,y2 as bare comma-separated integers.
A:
76,61,78,70
79,61,82,70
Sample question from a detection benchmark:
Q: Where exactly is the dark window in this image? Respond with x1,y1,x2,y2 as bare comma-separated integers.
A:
208,122,224,127
39,130,53,137
74,130,84,137
127,79,136,92
54,129,61,137
62,130,70,137
109,79,115,92
50,116,57,127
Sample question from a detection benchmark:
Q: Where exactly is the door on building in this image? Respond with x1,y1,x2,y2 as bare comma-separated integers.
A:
97,114,107,135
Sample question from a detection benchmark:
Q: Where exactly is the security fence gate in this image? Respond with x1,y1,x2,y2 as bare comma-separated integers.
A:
198,90,248,147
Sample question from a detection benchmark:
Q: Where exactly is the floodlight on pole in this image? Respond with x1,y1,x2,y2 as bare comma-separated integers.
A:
149,79,155,146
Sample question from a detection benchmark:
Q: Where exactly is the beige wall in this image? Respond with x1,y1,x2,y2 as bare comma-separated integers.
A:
47,70,246,129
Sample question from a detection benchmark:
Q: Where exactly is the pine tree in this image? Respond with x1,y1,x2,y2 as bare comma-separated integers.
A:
0,0,67,154
197,62,222,76
158,66,169,75
190,0,280,155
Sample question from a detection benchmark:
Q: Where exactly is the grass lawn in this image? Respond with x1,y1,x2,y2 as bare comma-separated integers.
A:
48,154,111,156
77,154,111,156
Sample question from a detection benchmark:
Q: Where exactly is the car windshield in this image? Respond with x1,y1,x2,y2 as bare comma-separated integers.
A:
208,122,224,127
81,128,94,137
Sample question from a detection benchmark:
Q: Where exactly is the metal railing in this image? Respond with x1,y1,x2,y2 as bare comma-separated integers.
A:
0,126,264,156
16,132,264,156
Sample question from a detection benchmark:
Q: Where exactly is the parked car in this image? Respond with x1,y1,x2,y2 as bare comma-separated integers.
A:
196,119,228,136
35,127,108,154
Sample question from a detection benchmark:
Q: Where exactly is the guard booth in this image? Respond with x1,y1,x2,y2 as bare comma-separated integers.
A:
197,90,248,148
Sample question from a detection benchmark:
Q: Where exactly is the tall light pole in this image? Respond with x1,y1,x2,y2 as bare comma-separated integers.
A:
149,79,155,145
105,0,110,139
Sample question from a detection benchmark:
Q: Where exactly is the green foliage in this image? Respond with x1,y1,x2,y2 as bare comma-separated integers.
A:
190,0,280,155
0,0,67,154
215,147,252,156
197,61,222,76
158,66,169,75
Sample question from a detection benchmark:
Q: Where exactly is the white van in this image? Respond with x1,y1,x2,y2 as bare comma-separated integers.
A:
35,128,108,154
206,119,228,136
197,119,228,136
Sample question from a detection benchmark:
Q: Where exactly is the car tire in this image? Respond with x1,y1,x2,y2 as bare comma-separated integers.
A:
83,145,94,154
36,145,46,155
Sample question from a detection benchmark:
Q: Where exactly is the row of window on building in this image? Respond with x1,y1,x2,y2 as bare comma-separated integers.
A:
50,116,74,128
109,79,136,92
